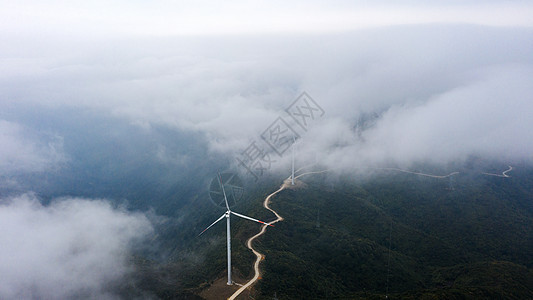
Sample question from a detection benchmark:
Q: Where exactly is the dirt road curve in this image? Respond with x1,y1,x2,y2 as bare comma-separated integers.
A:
482,165,513,177
228,179,290,300
379,168,460,178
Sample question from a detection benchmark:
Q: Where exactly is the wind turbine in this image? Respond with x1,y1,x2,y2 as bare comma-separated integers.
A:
291,135,296,185
199,173,273,285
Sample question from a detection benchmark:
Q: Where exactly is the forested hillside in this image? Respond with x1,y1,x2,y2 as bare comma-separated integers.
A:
83,164,533,299
252,166,533,299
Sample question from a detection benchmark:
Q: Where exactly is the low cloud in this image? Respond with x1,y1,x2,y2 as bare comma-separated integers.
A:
0,194,153,299
359,65,533,164
0,120,66,175
1,25,532,173
301,64,533,170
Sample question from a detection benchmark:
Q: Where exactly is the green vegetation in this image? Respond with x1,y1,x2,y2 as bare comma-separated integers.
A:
251,167,533,299
110,164,533,299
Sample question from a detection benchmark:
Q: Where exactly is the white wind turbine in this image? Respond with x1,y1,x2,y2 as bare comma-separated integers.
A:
291,135,296,185
199,173,273,285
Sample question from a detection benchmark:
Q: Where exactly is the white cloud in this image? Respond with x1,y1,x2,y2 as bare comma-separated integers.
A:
0,194,153,299
0,23,532,171
0,120,66,175
358,64,533,165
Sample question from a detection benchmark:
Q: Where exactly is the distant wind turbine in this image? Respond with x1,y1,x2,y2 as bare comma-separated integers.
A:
199,173,273,285
291,135,296,185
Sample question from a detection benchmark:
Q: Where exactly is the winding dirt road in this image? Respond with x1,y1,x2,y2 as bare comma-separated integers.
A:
228,179,290,300
482,165,513,177
375,168,459,178
229,169,331,300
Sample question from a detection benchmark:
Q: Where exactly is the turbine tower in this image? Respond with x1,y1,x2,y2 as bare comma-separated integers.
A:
199,173,272,285
291,135,296,185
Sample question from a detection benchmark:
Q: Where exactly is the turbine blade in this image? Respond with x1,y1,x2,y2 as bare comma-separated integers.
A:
198,213,226,236
225,173,235,185
218,172,230,210
231,211,274,227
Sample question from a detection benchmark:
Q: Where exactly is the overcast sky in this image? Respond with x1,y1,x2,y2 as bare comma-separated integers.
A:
1,1,533,297
2,0,533,36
